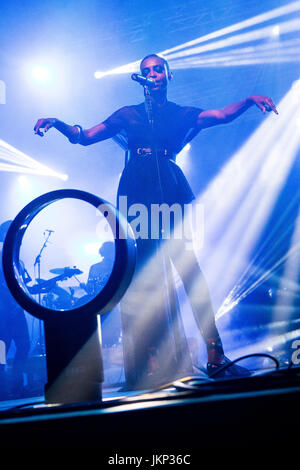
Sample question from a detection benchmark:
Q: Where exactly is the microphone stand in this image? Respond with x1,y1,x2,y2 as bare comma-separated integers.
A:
143,85,190,374
33,231,53,354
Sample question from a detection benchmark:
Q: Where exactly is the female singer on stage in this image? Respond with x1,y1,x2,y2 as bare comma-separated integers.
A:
34,54,278,388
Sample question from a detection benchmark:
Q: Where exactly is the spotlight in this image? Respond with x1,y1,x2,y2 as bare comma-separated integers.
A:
94,71,107,79
84,242,101,256
183,143,191,152
18,175,31,191
177,143,191,171
0,138,69,180
94,60,140,80
198,79,300,320
31,65,53,83
177,143,191,157
272,25,280,37
93,2,300,78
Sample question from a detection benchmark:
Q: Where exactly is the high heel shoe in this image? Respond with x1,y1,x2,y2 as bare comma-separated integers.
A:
206,337,250,378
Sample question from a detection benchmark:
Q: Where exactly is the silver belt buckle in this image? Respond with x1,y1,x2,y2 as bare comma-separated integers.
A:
137,147,152,157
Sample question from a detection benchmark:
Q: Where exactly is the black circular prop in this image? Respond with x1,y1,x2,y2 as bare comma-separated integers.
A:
2,189,136,320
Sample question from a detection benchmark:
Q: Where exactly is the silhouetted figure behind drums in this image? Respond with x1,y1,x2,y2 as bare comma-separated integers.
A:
84,242,115,296
0,221,30,398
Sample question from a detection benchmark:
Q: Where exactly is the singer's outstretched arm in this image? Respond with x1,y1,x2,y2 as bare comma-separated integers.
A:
196,95,278,129
33,118,117,145
34,95,278,144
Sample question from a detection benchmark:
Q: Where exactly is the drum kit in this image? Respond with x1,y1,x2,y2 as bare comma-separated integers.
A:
27,266,94,311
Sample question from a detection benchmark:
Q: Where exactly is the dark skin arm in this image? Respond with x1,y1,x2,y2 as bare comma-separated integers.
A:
197,94,278,129
33,119,116,145
34,94,278,144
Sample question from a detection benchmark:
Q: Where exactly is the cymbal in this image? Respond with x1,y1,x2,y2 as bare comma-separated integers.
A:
49,267,83,275
28,268,83,295
49,268,68,274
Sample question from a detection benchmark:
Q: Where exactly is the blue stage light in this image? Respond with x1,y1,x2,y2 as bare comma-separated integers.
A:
0,138,69,180
94,2,300,78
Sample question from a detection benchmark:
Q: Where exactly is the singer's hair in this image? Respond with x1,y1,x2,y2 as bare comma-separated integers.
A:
140,54,171,79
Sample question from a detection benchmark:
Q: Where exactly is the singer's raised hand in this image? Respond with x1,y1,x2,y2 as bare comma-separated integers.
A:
34,118,57,136
249,95,278,114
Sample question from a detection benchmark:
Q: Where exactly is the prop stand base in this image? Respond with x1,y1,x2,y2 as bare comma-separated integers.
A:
43,313,103,404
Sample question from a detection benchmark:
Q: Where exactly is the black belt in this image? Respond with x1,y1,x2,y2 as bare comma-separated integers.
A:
128,147,176,160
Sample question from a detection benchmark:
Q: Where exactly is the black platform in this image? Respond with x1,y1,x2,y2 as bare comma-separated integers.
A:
0,367,300,451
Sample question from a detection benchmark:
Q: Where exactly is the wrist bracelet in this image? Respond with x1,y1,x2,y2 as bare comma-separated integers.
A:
69,124,83,144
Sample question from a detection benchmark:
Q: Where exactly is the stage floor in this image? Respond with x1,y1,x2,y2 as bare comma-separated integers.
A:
0,366,300,449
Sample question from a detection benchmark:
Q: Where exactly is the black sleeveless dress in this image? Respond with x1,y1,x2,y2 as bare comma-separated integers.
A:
103,100,202,208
